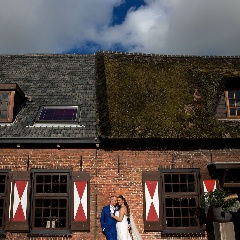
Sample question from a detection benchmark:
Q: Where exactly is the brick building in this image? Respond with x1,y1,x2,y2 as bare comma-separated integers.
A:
1,52,240,239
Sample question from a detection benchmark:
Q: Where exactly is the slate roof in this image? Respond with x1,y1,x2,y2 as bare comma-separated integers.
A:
0,54,98,144
96,51,240,139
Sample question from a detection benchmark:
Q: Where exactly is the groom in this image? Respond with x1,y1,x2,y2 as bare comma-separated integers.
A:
100,196,118,240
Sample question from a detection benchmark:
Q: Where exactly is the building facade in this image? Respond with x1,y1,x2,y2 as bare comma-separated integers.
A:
1,52,240,239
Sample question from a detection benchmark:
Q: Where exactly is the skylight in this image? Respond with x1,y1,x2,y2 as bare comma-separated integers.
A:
36,106,79,123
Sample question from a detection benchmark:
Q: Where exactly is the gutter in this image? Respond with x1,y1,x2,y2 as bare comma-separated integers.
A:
0,137,100,145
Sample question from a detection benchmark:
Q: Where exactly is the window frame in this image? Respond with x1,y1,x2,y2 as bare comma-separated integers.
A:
35,105,80,124
225,89,240,118
159,168,201,233
29,169,71,236
0,91,14,123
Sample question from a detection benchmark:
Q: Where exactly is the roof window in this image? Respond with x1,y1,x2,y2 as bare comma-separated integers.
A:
0,84,26,123
225,90,240,118
36,106,80,123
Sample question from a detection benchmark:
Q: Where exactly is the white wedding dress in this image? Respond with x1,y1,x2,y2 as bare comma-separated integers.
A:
115,211,132,240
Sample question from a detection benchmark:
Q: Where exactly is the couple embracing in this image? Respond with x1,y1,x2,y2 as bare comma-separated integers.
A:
100,195,142,240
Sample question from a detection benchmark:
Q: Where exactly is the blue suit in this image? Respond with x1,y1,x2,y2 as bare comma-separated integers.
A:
100,205,117,240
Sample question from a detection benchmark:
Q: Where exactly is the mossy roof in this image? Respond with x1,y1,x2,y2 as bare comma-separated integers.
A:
96,52,240,139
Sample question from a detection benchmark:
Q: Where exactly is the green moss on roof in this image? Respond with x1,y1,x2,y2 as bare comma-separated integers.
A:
96,53,240,139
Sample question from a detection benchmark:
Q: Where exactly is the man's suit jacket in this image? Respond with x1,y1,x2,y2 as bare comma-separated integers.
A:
100,205,117,239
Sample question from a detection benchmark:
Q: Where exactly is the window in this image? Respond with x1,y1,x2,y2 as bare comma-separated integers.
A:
161,170,200,232
36,106,80,123
5,170,90,236
225,90,240,118
143,169,201,234
0,91,13,122
31,171,70,232
0,84,26,123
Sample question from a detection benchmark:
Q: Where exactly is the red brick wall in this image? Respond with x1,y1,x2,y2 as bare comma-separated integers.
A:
1,147,240,239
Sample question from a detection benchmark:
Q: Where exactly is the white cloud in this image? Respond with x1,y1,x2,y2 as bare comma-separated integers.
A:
0,0,116,54
1,0,240,55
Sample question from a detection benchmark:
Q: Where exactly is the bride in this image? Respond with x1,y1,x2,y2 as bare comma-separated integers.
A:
111,195,142,240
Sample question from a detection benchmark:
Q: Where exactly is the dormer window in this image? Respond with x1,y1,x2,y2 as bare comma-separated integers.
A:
225,90,240,118
36,106,80,124
0,84,26,123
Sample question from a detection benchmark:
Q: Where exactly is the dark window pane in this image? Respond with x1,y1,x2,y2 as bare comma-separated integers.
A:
52,209,58,217
52,199,58,207
60,175,67,183
164,174,171,183
35,199,43,207
166,208,173,217
182,218,189,227
236,100,240,106
229,99,235,106
174,218,181,227
182,208,189,217
58,219,66,228
43,199,51,207
165,184,172,192
189,198,196,207
180,175,187,183
44,208,50,217
188,184,195,192
60,199,67,207
181,198,188,207
187,174,194,183
60,184,67,193
35,209,42,217
172,174,179,183
53,175,59,183
0,175,6,193
190,208,196,216
52,184,59,193
44,184,51,193
180,184,187,192
166,218,173,227
38,107,78,121
1,93,9,100
36,175,44,183
36,184,43,193
0,111,7,119
190,217,198,226
174,208,181,217
172,184,179,192
173,199,180,207
45,175,51,183
165,198,172,207
230,108,236,116
236,90,240,99
1,102,8,110
35,218,42,227
228,90,234,98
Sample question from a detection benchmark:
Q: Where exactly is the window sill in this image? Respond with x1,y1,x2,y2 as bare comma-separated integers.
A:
28,230,72,237
161,228,204,236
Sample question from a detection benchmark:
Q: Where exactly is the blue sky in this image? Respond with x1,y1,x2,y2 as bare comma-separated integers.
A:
1,0,240,56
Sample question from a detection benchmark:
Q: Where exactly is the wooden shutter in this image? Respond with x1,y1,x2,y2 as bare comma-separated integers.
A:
202,178,218,221
71,171,90,231
5,171,31,232
142,171,162,231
